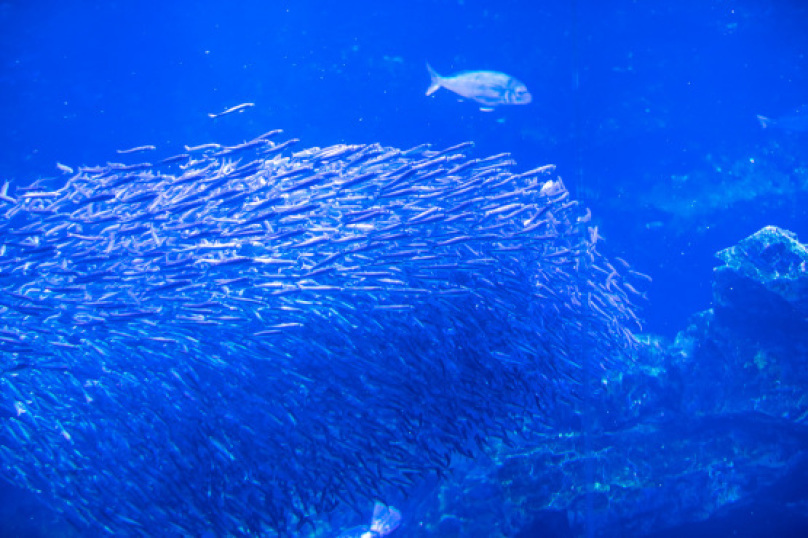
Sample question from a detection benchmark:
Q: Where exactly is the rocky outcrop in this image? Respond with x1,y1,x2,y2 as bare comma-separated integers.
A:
408,226,808,537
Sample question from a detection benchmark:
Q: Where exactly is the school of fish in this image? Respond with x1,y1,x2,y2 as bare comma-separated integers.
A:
0,130,645,536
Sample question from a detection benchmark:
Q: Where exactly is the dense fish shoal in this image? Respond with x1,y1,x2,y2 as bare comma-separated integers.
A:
0,132,644,536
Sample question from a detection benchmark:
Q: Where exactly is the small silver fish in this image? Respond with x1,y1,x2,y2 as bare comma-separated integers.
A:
426,63,532,109
208,102,254,119
56,162,74,174
757,105,808,132
116,145,156,154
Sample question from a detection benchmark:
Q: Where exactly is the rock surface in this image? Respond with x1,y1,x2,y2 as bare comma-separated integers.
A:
713,225,808,343
405,226,808,537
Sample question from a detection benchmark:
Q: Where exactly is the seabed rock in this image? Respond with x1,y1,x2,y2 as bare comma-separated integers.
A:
675,225,808,419
409,226,808,537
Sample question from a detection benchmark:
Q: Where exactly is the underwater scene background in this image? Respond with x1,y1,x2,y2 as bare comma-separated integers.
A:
0,0,807,536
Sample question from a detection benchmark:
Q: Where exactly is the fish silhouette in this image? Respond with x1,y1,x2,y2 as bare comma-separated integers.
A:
426,63,532,110
757,105,808,132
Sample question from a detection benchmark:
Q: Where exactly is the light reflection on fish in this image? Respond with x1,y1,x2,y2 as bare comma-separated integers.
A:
207,102,255,119
426,63,532,110
0,129,647,536
757,105,808,132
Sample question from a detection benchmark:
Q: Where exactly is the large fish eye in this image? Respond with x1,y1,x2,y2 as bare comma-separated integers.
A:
511,88,527,102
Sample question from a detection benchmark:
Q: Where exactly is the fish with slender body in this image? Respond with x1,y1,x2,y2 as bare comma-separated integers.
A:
208,102,255,119
0,129,645,536
337,502,402,538
0,180,16,203
116,145,157,154
426,63,532,110
757,105,808,132
56,162,74,174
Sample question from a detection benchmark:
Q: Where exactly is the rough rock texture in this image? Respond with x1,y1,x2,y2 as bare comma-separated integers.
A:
675,226,808,420
713,225,808,345
404,226,808,537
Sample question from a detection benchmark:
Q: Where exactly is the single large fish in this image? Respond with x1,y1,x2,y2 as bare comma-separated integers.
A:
425,63,532,109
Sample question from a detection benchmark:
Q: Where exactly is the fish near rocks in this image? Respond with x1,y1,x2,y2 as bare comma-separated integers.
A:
0,131,645,536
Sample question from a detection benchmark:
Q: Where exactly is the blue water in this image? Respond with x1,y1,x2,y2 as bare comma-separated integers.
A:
3,0,806,336
1,1,807,536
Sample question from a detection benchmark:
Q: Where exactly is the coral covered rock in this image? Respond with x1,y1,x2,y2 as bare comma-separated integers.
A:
713,225,808,341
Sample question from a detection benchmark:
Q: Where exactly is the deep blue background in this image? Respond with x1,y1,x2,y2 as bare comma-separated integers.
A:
1,1,808,535
2,0,806,336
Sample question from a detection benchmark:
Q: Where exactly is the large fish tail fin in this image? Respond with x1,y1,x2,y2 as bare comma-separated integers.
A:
426,63,442,96
757,114,771,128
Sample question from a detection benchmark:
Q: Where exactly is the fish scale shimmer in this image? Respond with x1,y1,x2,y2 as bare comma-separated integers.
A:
0,133,642,535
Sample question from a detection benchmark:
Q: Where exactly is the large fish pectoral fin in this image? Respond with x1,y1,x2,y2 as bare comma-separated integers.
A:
471,95,501,107
425,63,442,96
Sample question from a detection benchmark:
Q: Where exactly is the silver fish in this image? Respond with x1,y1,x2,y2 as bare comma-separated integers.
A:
56,162,74,174
116,145,157,154
0,130,645,537
426,63,532,109
757,105,808,132
207,102,254,119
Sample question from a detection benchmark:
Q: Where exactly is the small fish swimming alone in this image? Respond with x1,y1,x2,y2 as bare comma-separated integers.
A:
426,63,532,109
55,162,74,174
116,144,157,154
208,102,255,119
757,105,808,132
